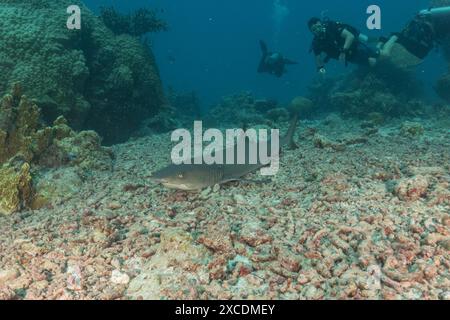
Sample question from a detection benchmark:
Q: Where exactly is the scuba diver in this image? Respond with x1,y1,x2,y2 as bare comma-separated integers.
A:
380,6,450,63
308,17,379,74
257,40,298,78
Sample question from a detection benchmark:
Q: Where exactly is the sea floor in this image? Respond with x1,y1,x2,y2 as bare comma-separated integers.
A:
0,116,449,300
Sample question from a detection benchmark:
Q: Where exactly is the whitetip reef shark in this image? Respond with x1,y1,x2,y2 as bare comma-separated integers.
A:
150,114,299,191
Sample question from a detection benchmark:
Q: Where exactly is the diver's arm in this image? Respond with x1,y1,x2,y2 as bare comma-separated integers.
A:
315,55,326,74
257,57,266,73
340,29,355,62
259,40,268,55
341,29,356,50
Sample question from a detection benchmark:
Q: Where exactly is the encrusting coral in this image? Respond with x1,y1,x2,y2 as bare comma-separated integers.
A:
0,83,113,215
0,162,32,215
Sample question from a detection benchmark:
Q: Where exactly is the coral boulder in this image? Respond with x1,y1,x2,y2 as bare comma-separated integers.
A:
0,0,167,144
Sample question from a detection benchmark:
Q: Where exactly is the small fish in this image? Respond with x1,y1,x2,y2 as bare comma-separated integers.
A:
150,114,299,191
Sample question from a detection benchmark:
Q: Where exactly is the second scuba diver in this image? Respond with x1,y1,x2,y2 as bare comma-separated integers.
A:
257,40,298,78
308,17,379,74
379,6,450,63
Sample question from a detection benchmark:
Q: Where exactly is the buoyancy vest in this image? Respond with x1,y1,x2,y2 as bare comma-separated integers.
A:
397,17,436,59
311,21,360,60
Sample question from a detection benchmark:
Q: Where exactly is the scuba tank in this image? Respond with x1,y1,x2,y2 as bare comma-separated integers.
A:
358,34,369,43
419,6,450,18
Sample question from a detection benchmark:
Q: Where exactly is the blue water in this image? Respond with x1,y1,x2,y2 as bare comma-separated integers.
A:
84,0,446,106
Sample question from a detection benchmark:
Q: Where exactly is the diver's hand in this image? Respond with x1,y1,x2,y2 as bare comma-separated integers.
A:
339,52,347,63
318,67,326,75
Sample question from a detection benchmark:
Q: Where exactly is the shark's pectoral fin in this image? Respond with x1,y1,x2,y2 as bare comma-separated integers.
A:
227,179,272,184
239,178,272,185
223,178,272,186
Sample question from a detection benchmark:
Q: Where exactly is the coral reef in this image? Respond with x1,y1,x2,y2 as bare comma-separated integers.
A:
0,84,113,214
289,96,314,117
138,108,180,134
430,0,450,102
266,108,290,122
168,88,203,119
309,68,426,119
436,72,450,103
205,92,284,127
100,6,168,37
136,88,204,135
0,0,168,144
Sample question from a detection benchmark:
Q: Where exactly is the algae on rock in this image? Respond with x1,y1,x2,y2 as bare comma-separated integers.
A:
0,84,113,214
0,162,32,215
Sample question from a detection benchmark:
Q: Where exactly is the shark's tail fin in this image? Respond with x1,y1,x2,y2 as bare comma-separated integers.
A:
281,113,299,150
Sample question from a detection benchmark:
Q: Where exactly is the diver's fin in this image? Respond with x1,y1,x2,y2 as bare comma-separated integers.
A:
257,61,268,73
389,43,424,69
259,40,268,55
238,178,272,185
258,40,269,73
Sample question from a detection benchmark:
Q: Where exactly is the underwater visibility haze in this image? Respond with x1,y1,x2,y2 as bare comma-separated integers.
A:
0,0,449,301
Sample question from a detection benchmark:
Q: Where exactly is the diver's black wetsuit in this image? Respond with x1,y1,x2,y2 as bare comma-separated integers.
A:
258,40,298,77
312,21,378,66
393,17,437,59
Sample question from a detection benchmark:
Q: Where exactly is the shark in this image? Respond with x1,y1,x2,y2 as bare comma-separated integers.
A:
150,114,299,191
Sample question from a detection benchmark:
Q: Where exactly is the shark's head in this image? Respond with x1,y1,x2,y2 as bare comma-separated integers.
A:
150,164,220,191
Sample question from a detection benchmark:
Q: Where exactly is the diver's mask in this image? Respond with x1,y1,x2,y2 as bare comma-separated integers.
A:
311,23,327,38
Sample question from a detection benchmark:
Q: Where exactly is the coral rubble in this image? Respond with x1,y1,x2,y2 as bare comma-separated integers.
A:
0,114,448,299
